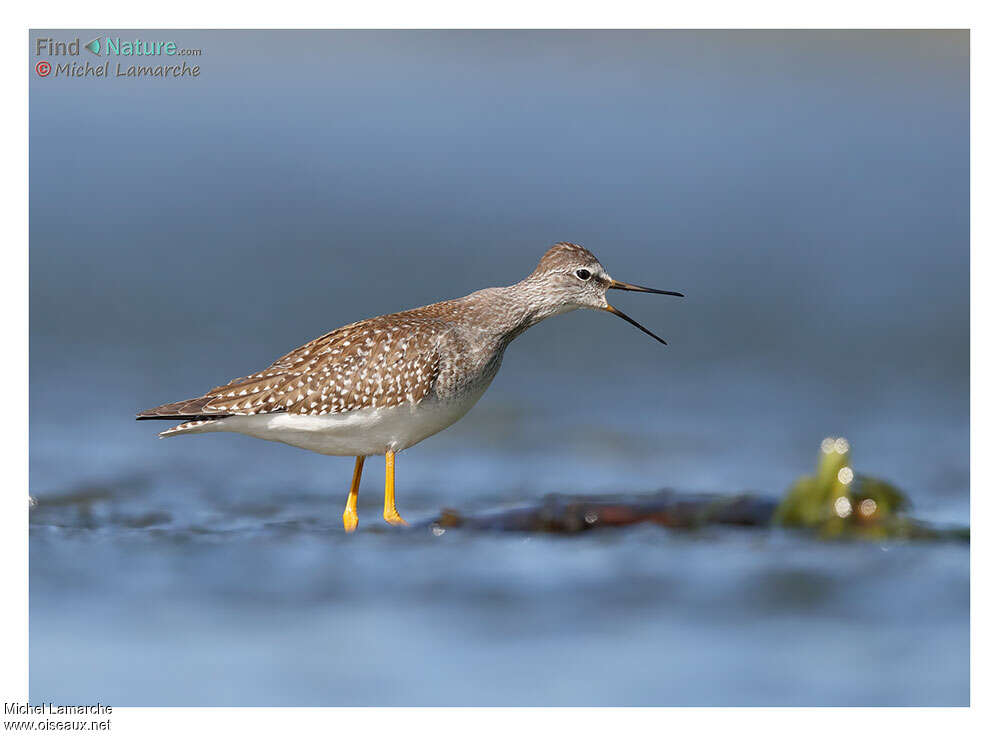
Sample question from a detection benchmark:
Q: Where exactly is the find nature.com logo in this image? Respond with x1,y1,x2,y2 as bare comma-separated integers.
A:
34,35,202,78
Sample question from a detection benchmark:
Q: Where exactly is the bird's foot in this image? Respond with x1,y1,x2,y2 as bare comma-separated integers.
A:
383,510,409,527
343,509,359,533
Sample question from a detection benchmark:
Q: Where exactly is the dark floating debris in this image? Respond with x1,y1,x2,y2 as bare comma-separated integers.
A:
431,492,777,534
424,438,968,542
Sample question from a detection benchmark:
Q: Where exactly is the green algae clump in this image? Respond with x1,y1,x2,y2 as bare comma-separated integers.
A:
773,437,915,539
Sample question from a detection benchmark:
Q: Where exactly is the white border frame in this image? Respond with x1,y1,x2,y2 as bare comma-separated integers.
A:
5,3,990,733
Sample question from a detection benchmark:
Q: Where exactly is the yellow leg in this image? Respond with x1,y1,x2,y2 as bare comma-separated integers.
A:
383,450,408,526
342,456,364,533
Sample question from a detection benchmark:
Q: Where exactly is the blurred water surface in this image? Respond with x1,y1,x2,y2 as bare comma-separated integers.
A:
29,30,968,705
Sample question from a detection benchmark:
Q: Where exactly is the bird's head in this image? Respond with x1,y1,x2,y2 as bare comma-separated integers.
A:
525,242,683,345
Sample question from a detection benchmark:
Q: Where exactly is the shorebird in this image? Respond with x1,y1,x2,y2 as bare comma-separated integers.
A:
137,242,683,532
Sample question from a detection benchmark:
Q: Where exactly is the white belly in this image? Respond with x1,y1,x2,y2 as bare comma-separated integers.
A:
178,384,489,456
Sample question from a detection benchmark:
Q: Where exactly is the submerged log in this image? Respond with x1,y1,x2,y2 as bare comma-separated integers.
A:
430,491,777,534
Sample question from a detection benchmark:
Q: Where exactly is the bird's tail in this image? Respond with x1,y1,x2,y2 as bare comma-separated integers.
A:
135,396,220,421
136,396,229,438
156,418,221,438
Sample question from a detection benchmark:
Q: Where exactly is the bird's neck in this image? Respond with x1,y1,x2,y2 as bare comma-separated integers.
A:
461,279,571,348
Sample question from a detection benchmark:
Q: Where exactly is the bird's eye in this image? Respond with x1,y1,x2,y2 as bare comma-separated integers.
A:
575,269,592,281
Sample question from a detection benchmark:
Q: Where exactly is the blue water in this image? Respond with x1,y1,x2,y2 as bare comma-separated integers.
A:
29,30,968,705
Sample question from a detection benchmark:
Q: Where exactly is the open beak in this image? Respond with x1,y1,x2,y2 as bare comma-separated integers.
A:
608,279,685,298
604,279,684,347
